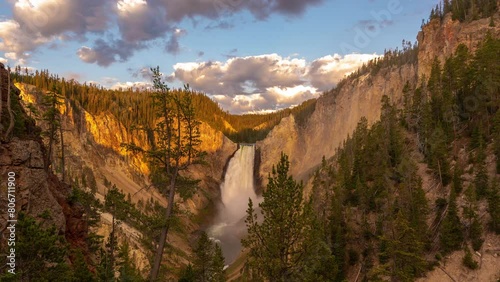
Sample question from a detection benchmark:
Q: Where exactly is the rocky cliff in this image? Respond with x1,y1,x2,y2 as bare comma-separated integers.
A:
15,81,237,273
418,13,500,79
258,64,418,184
0,64,89,259
17,82,236,211
257,12,499,186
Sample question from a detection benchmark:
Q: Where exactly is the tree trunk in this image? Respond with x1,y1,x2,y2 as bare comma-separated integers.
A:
110,211,115,277
45,121,55,172
60,122,65,182
0,67,3,134
149,169,179,281
4,69,14,140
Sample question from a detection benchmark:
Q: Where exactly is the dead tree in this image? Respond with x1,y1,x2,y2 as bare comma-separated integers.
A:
4,67,14,141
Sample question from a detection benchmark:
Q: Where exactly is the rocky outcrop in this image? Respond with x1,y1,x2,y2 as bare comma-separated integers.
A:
257,64,418,184
0,64,89,257
0,139,66,230
17,82,236,205
16,81,237,272
258,12,500,186
418,13,500,79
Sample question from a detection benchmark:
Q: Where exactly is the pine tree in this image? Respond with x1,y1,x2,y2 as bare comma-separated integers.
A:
210,244,226,282
41,85,63,172
463,185,483,251
117,241,144,282
493,110,500,173
6,213,72,281
488,178,500,234
178,264,196,282
440,193,464,254
72,250,96,282
194,232,213,282
242,153,332,281
122,67,204,282
462,247,478,269
3,67,15,141
192,231,225,282
452,163,464,194
388,210,428,281
474,155,489,199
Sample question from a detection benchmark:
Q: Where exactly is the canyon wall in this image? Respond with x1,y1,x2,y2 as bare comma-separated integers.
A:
258,13,500,185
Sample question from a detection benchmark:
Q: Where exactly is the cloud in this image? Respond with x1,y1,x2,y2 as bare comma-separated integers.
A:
77,39,145,67
308,53,381,90
0,0,111,65
272,0,324,15
170,54,307,95
170,53,376,113
0,57,7,65
62,71,84,81
1,0,325,66
116,0,169,42
165,29,187,54
110,81,152,90
355,19,394,32
0,20,50,62
128,66,154,81
13,0,110,37
222,48,239,58
205,20,235,30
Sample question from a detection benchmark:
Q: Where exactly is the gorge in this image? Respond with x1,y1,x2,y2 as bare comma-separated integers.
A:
0,2,499,281
208,144,260,265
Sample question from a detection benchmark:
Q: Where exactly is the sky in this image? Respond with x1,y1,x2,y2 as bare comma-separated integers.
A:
0,0,439,114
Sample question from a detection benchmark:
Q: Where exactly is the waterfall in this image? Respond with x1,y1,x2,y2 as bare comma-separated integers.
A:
208,144,259,265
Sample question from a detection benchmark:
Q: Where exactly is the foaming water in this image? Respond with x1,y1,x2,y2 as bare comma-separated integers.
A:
208,145,260,264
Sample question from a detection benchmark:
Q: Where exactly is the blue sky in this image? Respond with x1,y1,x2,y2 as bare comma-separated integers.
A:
0,0,439,113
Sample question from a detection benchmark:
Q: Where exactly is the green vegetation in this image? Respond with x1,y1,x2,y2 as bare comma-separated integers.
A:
122,67,204,281
2,5,500,280
310,96,430,281
462,247,479,269
429,0,497,22
488,179,500,234
304,35,500,281
178,231,225,282
0,213,72,281
41,85,63,173
11,67,317,144
440,193,464,254
0,66,39,140
335,40,418,91
242,153,334,281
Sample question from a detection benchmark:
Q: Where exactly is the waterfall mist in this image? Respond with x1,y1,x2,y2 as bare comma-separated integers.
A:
208,144,260,265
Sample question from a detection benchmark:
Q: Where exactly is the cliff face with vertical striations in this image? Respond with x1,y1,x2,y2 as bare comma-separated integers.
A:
417,13,500,80
0,64,89,256
17,82,237,209
257,12,499,186
257,64,418,184
15,80,237,273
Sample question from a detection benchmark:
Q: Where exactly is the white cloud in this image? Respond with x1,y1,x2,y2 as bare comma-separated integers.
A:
5,52,19,60
170,53,377,113
308,53,381,90
1,0,325,66
77,46,99,64
110,81,152,90
0,20,50,63
267,85,318,98
117,0,147,13
13,0,110,36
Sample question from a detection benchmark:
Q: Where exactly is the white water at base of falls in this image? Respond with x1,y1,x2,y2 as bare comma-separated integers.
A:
208,145,260,265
